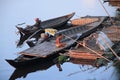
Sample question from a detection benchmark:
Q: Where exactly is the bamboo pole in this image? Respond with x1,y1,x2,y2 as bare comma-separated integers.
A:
98,0,118,34
98,0,115,25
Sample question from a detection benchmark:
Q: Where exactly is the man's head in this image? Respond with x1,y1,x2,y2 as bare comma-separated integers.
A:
35,18,40,22
40,33,48,39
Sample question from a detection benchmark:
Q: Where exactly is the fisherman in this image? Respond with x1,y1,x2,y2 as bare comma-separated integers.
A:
32,18,42,29
16,18,42,34
56,34,66,48
26,28,57,47
36,28,58,44
25,18,42,32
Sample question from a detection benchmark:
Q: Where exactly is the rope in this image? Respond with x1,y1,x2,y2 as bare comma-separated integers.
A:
63,34,111,62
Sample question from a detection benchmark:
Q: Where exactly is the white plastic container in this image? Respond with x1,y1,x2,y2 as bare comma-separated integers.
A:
96,31,114,51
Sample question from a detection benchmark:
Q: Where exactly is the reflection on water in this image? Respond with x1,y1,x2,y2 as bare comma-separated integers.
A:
9,58,56,80
68,58,97,76
70,58,96,67
8,57,120,80
69,59,120,80
9,56,98,80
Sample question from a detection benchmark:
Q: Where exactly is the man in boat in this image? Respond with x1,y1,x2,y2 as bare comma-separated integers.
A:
26,28,57,47
36,28,58,44
16,18,42,47
16,18,42,35
34,18,41,28
56,34,66,48
25,18,42,33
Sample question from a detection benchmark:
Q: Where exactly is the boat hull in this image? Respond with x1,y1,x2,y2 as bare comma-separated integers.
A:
6,53,59,68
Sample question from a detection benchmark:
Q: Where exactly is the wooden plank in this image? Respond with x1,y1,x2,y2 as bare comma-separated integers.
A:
68,50,102,60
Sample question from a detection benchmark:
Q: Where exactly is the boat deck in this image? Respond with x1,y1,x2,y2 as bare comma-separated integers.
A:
19,34,80,57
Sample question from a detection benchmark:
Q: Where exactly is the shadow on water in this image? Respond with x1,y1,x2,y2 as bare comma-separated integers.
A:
8,51,66,80
9,53,65,80
9,59,56,80
8,55,120,80
70,58,96,67
9,56,97,80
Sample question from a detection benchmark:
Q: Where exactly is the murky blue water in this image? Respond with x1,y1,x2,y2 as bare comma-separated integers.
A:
0,0,119,80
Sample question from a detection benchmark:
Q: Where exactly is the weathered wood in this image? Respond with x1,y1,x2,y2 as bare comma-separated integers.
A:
102,26,120,42
68,50,102,60
19,17,107,58
6,16,107,68
20,34,80,57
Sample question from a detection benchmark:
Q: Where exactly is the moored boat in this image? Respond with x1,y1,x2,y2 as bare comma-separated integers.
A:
6,16,107,68
16,12,75,47
6,33,81,68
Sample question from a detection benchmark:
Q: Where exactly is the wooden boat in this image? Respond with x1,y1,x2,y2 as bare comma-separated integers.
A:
6,16,107,68
16,12,75,47
6,34,81,68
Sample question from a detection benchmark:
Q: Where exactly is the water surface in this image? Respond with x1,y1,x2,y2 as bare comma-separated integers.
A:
0,0,119,80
